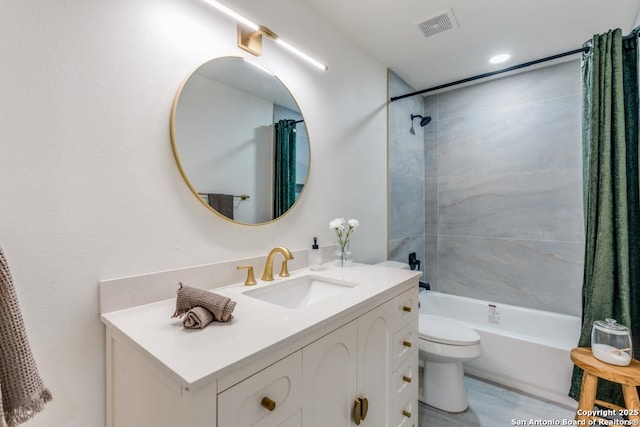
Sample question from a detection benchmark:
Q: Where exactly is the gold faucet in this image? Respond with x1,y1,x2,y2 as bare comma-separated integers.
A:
261,246,294,281
237,265,257,286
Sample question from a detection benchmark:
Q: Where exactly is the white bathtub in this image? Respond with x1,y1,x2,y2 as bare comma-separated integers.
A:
419,290,581,407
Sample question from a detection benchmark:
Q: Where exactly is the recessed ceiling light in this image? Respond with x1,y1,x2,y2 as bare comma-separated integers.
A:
489,53,511,64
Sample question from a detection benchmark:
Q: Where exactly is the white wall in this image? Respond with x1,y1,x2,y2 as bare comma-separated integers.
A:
0,0,388,425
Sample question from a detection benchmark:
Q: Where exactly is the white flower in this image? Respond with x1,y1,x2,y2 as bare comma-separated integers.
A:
329,218,345,230
348,219,359,228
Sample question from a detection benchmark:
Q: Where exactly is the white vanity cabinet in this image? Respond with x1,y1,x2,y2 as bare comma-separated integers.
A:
302,320,357,426
218,351,303,427
221,287,419,427
389,291,419,427
303,294,410,427
102,267,420,427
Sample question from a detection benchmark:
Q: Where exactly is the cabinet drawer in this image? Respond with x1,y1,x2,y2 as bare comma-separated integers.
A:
390,288,419,332
392,322,418,371
392,396,417,427
218,351,302,427
393,358,418,407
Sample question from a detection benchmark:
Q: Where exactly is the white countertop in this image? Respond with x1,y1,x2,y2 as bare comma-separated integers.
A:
101,263,421,390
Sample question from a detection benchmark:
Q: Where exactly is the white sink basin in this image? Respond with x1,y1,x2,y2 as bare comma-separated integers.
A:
243,275,359,309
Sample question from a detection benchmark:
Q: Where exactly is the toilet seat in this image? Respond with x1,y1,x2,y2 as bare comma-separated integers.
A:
419,314,480,346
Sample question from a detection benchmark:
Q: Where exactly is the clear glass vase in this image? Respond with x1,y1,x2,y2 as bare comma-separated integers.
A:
334,241,353,267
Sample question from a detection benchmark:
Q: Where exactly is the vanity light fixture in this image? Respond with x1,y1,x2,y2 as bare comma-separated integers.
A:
274,38,328,71
202,0,259,31
201,0,328,71
489,53,511,64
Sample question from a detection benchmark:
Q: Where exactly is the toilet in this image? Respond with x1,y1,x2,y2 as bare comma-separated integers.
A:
376,261,483,413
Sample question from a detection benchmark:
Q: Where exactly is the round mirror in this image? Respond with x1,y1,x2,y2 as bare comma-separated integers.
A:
171,56,310,225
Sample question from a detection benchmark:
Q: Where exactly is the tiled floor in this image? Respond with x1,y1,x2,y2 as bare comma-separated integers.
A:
419,376,577,427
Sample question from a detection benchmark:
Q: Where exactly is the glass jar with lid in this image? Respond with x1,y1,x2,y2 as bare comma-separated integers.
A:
591,318,633,366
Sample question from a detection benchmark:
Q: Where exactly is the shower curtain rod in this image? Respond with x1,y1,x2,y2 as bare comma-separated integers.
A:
390,47,588,102
391,29,640,102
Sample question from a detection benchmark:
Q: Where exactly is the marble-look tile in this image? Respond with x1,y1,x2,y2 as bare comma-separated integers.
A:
424,178,438,235
438,60,580,120
423,94,439,121
390,61,585,316
424,234,438,290
389,235,425,281
438,168,584,242
420,405,476,427
420,376,576,427
389,71,424,177
438,95,581,178
424,128,438,179
389,71,426,265
389,131,425,178
437,235,584,316
389,171,425,239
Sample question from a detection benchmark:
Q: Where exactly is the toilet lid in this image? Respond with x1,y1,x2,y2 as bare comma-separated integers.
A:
419,314,481,346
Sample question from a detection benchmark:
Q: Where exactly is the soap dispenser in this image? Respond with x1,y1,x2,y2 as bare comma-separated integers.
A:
309,237,322,271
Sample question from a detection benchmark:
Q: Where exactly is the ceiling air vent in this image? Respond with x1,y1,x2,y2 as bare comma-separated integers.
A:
417,9,458,38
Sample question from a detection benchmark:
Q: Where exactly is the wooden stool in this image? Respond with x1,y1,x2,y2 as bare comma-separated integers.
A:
571,347,640,424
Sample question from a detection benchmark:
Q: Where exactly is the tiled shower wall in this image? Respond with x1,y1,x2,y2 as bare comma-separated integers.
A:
388,70,426,281
389,61,585,316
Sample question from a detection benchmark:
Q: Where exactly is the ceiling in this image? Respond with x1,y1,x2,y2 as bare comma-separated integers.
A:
300,0,640,93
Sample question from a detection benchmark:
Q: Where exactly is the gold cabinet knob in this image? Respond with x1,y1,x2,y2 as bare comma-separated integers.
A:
261,396,276,411
402,410,412,418
402,340,412,348
402,375,412,383
402,306,412,312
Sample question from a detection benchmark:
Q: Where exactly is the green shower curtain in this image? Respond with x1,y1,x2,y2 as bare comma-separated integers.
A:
273,120,297,218
569,28,640,406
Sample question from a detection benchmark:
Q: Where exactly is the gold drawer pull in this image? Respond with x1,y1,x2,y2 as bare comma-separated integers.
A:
261,396,276,411
402,306,412,312
402,410,412,418
402,375,412,383
402,340,412,348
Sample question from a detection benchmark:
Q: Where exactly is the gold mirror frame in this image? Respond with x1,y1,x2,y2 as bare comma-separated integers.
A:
170,56,310,225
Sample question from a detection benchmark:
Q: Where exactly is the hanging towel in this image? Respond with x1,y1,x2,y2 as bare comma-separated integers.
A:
0,247,52,427
172,283,236,323
182,306,215,329
207,194,234,220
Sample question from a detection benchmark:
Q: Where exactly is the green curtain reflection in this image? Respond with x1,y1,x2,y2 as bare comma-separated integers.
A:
273,120,297,218
569,28,640,406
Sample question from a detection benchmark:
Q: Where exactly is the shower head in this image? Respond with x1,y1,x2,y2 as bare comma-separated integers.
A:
412,114,432,126
410,114,431,134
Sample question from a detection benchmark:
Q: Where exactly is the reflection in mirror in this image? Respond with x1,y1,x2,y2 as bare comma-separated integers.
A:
171,56,310,225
